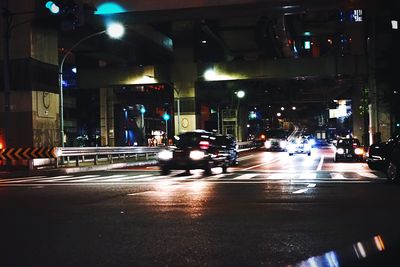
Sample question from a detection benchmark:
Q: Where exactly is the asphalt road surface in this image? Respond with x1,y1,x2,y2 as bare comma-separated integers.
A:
1,147,399,267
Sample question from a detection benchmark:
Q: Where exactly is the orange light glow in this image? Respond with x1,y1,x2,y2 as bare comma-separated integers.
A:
355,148,364,155
374,235,385,251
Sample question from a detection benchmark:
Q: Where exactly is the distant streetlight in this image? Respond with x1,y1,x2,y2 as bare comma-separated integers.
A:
163,113,170,145
281,107,285,111
277,112,282,117
292,106,296,110
59,22,125,146
140,105,146,143
236,90,245,141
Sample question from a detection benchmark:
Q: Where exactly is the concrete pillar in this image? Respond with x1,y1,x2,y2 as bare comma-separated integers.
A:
0,0,59,147
100,88,115,146
171,21,198,133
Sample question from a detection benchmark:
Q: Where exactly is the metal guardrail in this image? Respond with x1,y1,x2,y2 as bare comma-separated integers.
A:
56,146,163,167
54,142,257,168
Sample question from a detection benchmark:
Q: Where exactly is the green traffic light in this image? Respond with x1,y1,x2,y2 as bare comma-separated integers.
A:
45,1,60,14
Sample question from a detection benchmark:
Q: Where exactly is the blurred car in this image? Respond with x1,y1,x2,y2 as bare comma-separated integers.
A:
334,138,364,162
287,138,311,156
367,133,400,181
263,129,288,151
157,130,238,175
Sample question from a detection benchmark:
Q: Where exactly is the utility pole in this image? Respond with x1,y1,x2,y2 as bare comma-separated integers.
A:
1,0,11,148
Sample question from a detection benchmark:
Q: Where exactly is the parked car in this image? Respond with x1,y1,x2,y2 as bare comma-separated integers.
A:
287,138,311,156
334,138,364,162
367,133,400,181
157,130,238,175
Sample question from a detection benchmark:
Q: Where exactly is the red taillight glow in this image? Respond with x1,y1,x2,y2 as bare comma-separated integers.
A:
353,143,358,148
260,134,266,140
199,141,210,150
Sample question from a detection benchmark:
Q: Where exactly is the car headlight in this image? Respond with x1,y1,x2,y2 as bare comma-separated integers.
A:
265,140,271,149
189,150,205,160
158,150,173,160
354,148,364,155
304,144,311,150
336,148,344,154
287,144,295,151
309,139,316,146
280,141,287,148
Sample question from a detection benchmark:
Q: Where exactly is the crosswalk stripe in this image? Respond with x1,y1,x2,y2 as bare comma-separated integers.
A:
67,174,126,182
42,175,98,182
330,173,347,180
0,176,47,183
233,173,258,180
299,172,317,179
266,173,296,180
359,172,379,179
105,174,153,181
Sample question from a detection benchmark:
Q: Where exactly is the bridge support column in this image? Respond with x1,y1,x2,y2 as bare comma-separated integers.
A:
171,21,198,133
100,88,115,146
0,0,59,148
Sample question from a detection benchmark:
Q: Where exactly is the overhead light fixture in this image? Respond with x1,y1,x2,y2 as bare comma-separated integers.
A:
392,20,398,30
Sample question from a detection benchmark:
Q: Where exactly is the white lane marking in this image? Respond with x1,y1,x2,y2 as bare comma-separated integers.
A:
43,175,99,182
242,158,281,171
359,172,378,179
317,155,324,171
8,175,72,183
299,172,317,179
233,173,258,180
107,174,152,181
134,175,166,181
0,176,47,183
331,173,347,180
266,173,296,180
205,173,230,180
66,174,126,182
307,183,317,188
293,188,309,194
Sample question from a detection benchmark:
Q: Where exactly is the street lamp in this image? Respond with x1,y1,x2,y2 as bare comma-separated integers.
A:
163,113,170,145
59,22,125,146
140,105,146,144
235,90,245,141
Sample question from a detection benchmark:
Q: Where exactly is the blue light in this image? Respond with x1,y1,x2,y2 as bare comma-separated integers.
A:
163,113,170,121
140,106,146,114
45,1,60,14
95,2,126,15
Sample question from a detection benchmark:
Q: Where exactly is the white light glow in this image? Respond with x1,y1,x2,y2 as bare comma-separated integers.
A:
237,90,245,98
106,23,125,39
392,20,398,30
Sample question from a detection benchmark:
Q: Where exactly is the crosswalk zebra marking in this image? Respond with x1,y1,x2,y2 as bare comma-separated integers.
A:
233,173,258,180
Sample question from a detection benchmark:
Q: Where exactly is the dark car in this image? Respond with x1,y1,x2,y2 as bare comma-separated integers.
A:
367,133,400,181
263,129,288,151
334,138,365,162
157,130,238,175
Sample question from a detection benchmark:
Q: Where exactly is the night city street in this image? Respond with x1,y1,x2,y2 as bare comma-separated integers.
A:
1,0,400,266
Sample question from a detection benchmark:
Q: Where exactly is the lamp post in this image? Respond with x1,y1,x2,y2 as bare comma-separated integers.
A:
235,90,245,141
140,105,146,144
59,22,125,147
163,113,170,145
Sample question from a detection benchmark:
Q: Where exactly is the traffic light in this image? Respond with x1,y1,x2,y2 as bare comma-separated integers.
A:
44,0,96,30
45,1,60,14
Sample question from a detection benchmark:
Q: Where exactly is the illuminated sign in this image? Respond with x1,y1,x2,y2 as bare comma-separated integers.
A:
352,9,363,22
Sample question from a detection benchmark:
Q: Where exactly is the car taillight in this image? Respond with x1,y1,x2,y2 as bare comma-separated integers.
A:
199,141,210,150
260,134,266,141
353,143,358,148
